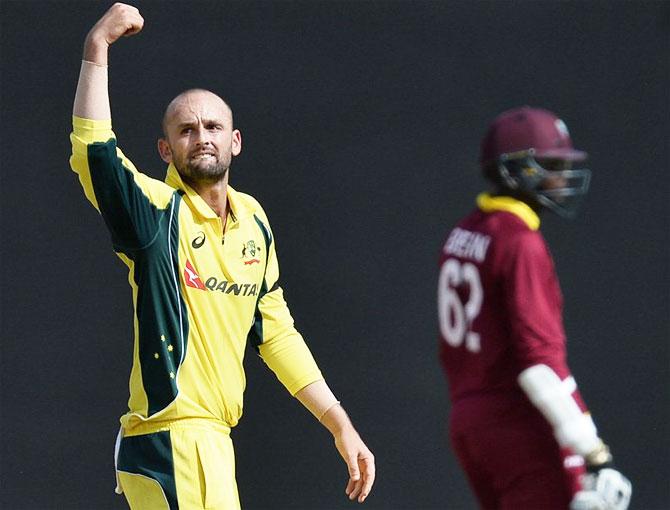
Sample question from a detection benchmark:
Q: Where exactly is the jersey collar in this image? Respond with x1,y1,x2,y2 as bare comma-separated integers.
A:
164,164,250,222
476,192,540,231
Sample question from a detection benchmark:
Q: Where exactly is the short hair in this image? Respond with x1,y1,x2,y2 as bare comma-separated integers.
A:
161,89,233,138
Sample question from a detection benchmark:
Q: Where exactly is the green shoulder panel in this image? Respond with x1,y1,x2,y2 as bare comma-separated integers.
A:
87,139,169,252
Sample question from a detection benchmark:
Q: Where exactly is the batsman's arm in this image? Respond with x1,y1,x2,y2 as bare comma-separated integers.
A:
507,234,605,461
73,3,144,119
518,366,633,510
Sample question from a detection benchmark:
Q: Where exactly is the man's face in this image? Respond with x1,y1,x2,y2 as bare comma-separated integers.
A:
537,158,570,193
159,91,241,183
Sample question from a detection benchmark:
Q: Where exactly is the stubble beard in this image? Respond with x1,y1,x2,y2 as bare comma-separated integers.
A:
177,153,231,184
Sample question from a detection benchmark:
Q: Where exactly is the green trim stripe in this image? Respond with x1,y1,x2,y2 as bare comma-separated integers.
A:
88,140,189,416
131,193,189,415
117,431,178,509
247,215,273,352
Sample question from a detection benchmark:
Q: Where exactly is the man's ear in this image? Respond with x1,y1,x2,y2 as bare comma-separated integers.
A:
232,129,242,157
158,138,173,163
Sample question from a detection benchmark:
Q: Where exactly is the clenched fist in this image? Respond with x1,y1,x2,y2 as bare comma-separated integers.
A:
83,3,144,64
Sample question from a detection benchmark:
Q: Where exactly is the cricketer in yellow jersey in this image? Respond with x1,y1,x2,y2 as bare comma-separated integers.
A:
69,3,375,509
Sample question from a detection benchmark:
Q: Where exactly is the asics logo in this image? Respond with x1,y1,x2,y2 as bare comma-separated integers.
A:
192,231,206,249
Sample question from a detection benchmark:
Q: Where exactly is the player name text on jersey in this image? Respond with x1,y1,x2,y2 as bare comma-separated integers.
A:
443,228,491,263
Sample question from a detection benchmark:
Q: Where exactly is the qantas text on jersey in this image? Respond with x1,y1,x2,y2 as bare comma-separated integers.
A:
184,259,259,296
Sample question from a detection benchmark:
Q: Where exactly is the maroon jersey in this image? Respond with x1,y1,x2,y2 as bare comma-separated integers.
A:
438,194,586,430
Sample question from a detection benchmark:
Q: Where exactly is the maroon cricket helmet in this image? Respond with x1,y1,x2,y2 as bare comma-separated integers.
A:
480,106,587,166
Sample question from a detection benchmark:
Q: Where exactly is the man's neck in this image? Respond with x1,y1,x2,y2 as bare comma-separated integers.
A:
183,173,229,219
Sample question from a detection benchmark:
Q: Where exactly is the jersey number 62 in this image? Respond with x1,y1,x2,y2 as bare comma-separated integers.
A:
438,258,483,353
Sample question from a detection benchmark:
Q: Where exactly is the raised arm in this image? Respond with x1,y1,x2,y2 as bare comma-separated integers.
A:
73,2,144,119
69,4,175,251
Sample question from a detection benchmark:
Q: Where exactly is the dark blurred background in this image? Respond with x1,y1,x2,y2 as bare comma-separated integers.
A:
1,1,668,508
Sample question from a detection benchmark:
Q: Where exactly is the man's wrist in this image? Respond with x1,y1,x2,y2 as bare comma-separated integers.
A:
320,403,354,436
82,59,108,69
83,32,110,65
584,441,613,471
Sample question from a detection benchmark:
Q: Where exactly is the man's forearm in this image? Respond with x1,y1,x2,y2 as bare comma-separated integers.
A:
72,3,144,120
294,379,340,422
73,54,111,120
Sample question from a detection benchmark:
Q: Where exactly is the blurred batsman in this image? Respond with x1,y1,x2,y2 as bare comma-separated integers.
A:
437,106,631,509
69,3,374,508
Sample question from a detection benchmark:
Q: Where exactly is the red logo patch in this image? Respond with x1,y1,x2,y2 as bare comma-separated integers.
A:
184,260,206,290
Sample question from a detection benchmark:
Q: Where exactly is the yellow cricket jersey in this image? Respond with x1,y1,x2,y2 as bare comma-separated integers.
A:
70,116,323,432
